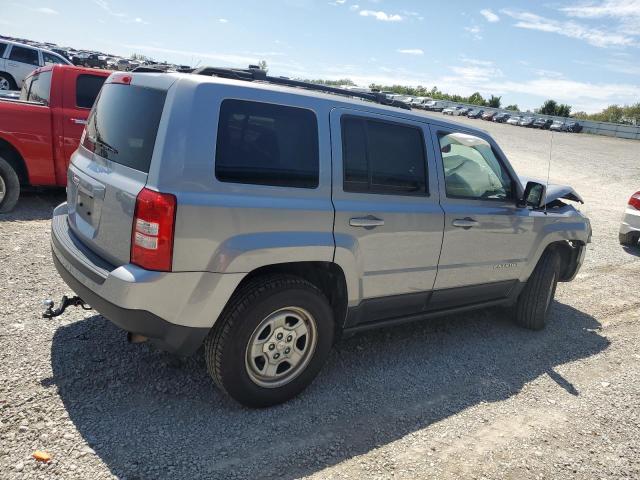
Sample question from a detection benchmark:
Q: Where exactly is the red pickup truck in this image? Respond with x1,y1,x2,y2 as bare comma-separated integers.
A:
0,64,110,212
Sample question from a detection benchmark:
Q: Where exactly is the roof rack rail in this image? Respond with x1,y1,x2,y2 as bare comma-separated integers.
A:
130,66,168,73
190,65,411,110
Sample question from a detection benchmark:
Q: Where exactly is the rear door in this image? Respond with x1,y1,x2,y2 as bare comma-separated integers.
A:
330,108,444,327
429,128,537,308
67,76,169,266
6,45,41,87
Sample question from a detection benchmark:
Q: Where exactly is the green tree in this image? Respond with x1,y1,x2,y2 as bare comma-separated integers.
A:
623,103,640,125
468,92,485,105
487,95,502,108
539,99,558,115
505,104,519,111
556,104,572,117
597,105,625,123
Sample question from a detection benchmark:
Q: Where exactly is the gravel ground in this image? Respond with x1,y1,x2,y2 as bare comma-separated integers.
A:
1,119,639,480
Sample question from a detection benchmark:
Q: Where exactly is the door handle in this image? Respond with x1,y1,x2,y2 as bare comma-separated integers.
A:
349,215,384,229
70,118,87,125
452,217,479,229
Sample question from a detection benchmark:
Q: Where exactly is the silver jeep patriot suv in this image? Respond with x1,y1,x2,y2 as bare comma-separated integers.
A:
51,68,591,407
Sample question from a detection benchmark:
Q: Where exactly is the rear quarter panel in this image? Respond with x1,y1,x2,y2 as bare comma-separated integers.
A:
147,77,335,273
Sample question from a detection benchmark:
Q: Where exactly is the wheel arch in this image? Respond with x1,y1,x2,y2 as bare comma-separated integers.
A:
225,261,349,337
0,71,18,89
546,240,586,282
0,137,29,185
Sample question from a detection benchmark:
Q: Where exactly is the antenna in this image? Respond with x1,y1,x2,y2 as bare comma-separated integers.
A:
544,131,553,215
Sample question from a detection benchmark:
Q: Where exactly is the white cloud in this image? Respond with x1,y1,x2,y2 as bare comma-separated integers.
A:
501,9,634,47
480,9,499,22
359,10,403,21
350,4,360,11
464,25,482,39
92,0,148,24
33,7,58,15
218,18,228,23
397,48,424,55
460,57,493,66
561,0,640,36
561,0,640,19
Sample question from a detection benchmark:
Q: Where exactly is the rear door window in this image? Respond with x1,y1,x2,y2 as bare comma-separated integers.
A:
0,43,7,57
215,99,319,188
75,74,106,108
9,46,40,66
82,84,166,172
341,116,428,196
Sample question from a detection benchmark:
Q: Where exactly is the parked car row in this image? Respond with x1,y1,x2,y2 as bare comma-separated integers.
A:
0,35,190,91
438,105,583,132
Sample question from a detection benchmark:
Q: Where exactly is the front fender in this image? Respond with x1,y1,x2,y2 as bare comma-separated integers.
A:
520,210,591,282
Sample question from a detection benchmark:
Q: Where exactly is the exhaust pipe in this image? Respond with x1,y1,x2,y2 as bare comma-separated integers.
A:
127,332,148,344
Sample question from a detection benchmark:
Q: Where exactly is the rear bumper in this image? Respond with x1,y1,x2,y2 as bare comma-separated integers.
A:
51,203,245,355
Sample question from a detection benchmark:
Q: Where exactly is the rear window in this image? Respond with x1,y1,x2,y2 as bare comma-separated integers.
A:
82,84,166,172
215,99,319,188
75,74,106,108
18,71,52,105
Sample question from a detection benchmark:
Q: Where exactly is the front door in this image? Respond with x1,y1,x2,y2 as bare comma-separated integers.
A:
330,108,444,326
429,129,538,308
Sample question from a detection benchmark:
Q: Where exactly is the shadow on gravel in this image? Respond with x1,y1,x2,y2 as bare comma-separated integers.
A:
47,302,608,480
0,189,65,222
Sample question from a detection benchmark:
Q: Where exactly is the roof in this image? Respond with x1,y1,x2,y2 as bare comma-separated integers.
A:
153,70,490,138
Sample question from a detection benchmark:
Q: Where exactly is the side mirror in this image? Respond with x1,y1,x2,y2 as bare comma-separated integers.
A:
519,181,546,209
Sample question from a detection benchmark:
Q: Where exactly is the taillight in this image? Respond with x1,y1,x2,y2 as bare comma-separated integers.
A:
131,188,176,271
629,191,640,210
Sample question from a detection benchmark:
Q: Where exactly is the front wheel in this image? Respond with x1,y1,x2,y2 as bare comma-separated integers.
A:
513,249,561,330
204,275,335,408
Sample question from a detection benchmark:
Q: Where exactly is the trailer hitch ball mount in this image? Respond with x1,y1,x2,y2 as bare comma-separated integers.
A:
42,295,92,318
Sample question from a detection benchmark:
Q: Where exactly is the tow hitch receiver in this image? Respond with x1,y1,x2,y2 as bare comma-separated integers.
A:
42,295,92,318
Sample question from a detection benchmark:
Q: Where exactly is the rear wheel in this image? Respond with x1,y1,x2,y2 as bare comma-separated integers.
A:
0,73,16,91
619,231,639,247
204,275,335,408
514,249,561,330
0,156,20,213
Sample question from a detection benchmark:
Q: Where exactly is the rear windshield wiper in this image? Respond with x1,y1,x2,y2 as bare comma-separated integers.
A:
95,136,119,155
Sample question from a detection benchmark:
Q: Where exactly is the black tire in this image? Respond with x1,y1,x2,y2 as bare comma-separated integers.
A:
514,249,561,330
619,231,639,247
0,72,17,91
0,156,20,214
204,275,335,408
